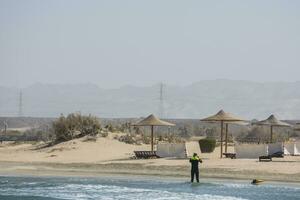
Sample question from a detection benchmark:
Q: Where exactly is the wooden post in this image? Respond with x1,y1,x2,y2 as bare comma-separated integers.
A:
4,122,7,135
225,123,228,153
270,125,273,143
220,121,224,158
151,125,154,152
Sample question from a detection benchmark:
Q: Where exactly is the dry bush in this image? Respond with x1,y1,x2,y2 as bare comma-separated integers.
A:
141,134,151,144
52,113,101,143
118,134,136,144
100,131,109,137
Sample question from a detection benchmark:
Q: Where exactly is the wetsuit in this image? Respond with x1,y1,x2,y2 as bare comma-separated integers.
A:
189,156,202,183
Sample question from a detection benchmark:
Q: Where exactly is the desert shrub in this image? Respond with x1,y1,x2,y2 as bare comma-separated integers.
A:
289,130,300,138
52,113,101,142
133,126,142,135
0,128,54,142
205,127,218,139
141,134,151,144
114,122,131,133
101,131,109,137
178,126,191,138
158,135,163,141
236,126,293,143
199,138,216,153
118,134,136,144
165,133,184,143
104,124,115,132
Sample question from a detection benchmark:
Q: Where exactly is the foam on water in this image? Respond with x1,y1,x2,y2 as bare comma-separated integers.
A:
0,176,299,200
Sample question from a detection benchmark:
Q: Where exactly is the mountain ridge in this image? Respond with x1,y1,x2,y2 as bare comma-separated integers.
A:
1,80,300,119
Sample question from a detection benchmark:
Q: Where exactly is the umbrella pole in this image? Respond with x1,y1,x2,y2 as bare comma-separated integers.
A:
270,125,273,143
151,125,154,152
220,121,224,158
225,123,228,153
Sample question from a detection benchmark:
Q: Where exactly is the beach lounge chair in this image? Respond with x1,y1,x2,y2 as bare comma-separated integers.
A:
270,151,284,158
259,155,272,162
134,151,159,159
223,153,236,159
259,151,284,162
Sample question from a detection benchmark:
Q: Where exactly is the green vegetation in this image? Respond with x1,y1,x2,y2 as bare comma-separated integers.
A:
52,113,101,142
199,138,216,153
1,117,297,145
236,126,294,143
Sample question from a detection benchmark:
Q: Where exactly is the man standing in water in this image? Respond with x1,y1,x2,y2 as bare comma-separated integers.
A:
189,153,203,183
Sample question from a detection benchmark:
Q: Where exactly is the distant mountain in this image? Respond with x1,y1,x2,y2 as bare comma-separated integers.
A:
1,80,300,119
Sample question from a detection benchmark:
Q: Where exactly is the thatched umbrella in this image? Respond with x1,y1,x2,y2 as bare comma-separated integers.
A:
134,114,175,152
201,110,244,158
254,115,291,143
205,120,248,154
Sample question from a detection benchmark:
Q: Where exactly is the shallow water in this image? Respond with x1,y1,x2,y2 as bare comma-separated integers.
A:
0,176,299,200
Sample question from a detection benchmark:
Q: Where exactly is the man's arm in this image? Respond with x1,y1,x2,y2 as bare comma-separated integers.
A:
198,157,203,163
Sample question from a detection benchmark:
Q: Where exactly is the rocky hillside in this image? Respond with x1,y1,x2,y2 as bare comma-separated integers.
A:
1,80,300,119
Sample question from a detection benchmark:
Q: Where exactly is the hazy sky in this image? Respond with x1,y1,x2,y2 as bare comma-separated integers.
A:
1,0,300,88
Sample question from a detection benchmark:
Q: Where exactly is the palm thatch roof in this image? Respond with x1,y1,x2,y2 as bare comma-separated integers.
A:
200,110,244,122
255,115,291,127
134,114,175,126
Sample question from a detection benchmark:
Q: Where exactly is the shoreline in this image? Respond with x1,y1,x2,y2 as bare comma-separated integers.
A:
0,161,299,184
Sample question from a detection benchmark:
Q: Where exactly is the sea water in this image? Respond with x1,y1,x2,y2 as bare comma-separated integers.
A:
0,176,299,200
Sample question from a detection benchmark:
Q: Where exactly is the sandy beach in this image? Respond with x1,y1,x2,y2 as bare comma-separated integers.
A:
0,133,299,183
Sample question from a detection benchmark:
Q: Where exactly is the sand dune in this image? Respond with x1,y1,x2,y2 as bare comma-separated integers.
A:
0,133,149,163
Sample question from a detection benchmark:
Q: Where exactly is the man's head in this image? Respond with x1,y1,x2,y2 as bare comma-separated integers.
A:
193,153,197,157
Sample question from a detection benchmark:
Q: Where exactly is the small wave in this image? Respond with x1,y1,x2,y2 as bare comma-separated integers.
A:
1,176,299,200
220,183,251,189
0,183,248,200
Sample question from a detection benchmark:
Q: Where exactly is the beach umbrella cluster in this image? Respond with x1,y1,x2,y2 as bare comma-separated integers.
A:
135,111,293,158
200,111,294,158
